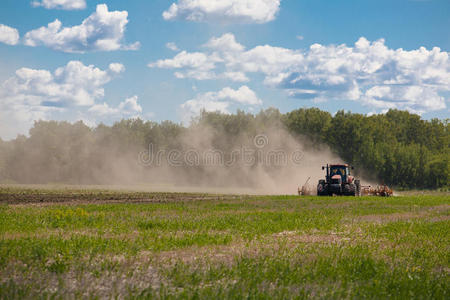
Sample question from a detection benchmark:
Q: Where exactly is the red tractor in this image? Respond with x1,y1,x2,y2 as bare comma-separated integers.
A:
317,164,360,196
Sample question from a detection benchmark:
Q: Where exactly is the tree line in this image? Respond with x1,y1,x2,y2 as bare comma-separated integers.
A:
0,108,448,189
283,109,448,189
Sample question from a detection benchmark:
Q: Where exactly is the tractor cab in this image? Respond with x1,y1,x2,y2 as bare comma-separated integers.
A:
329,165,350,183
318,163,359,196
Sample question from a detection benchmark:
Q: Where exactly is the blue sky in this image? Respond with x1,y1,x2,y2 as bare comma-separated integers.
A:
0,0,449,139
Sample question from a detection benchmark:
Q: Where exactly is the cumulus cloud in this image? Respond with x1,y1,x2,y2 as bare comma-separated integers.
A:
163,0,280,24
88,95,142,117
73,95,144,133
0,61,127,139
180,86,262,123
150,33,303,83
222,71,249,82
149,50,220,80
1,61,122,106
109,63,126,73
0,24,19,45
216,86,262,105
281,38,449,113
31,0,86,10
24,4,140,53
204,33,245,53
180,98,229,124
231,45,303,79
166,42,179,51
152,34,450,114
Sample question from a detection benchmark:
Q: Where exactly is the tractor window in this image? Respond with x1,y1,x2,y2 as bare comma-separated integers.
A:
331,167,346,176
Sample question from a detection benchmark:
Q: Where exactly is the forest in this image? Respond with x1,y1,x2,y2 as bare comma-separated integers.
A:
0,108,448,189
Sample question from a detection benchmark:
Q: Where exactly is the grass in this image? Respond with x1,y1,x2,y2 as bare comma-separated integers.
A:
0,186,449,299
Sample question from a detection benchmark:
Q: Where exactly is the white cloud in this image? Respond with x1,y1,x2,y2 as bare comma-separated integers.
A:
109,63,125,73
163,0,280,24
149,50,220,80
282,37,449,114
0,105,60,141
31,0,86,10
0,61,125,140
204,33,244,52
0,24,19,45
231,45,303,78
152,34,450,114
24,4,140,53
119,96,142,114
180,98,230,124
73,96,144,131
221,72,249,82
166,42,179,51
180,85,262,123
71,95,145,133
2,61,119,106
149,51,216,69
88,95,142,117
296,35,304,40
150,33,303,83
362,85,445,114
217,86,262,105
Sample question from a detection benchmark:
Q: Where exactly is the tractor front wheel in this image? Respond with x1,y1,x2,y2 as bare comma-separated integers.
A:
317,181,328,196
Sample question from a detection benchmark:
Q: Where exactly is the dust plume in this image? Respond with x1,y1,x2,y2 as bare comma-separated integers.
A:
148,124,344,195
0,117,346,195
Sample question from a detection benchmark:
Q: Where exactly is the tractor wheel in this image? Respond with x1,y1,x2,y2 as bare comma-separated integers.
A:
355,180,361,196
317,181,327,196
350,183,356,196
343,183,356,196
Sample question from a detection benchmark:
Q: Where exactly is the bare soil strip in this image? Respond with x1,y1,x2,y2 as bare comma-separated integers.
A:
0,191,244,205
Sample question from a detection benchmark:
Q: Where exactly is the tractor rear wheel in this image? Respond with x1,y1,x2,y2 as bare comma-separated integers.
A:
344,184,356,196
355,180,361,196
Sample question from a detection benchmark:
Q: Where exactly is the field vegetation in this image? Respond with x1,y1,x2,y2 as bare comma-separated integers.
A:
0,186,448,298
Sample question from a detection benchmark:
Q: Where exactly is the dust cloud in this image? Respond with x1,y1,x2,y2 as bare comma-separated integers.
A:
1,121,346,195
103,125,343,195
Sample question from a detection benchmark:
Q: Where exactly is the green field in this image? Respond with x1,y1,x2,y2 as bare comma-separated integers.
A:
0,186,449,299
